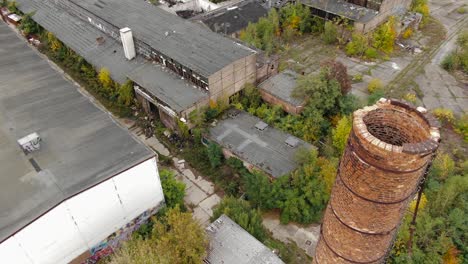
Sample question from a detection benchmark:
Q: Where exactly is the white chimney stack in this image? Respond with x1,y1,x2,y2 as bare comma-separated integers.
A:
120,27,136,60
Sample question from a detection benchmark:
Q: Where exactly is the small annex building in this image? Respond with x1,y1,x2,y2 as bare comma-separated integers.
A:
207,110,314,178
258,70,306,115
0,22,164,264
206,215,285,264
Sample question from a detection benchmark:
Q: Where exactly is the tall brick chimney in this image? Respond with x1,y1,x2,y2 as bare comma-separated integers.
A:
313,98,440,264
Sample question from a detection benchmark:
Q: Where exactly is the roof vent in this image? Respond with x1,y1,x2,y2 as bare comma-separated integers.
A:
119,27,136,60
285,136,299,148
18,132,41,154
255,121,268,131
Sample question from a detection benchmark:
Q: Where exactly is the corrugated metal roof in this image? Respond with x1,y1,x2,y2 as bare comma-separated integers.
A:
301,0,379,23
206,215,285,264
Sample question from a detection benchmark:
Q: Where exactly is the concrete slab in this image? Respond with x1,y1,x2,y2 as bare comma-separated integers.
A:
184,184,208,206
198,194,221,217
193,206,211,227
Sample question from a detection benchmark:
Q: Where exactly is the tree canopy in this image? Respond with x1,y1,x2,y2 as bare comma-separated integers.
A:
109,207,208,264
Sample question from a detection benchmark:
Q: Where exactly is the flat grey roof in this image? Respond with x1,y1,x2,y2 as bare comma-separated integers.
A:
301,0,379,23
258,70,305,107
194,0,268,35
209,110,314,178
127,63,207,113
68,0,254,77
206,215,284,264
15,0,208,113
0,22,153,242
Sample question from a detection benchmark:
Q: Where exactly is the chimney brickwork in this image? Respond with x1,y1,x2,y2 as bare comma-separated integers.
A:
313,98,440,264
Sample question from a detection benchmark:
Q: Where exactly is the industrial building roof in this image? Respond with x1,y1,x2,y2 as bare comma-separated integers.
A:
15,0,208,113
194,0,268,35
300,0,379,23
258,70,305,107
206,215,285,264
68,0,254,77
209,110,314,178
0,22,153,242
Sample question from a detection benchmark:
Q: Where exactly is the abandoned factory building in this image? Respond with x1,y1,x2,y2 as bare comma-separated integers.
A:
0,22,164,264
15,0,261,129
208,110,314,178
300,0,412,32
193,0,269,37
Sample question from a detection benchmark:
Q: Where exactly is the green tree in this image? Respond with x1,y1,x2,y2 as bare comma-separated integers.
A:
206,142,223,168
293,68,342,114
212,197,267,242
322,21,337,44
321,59,352,94
18,12,40,35
110,207,208,264
117,79,134,106
159,169,185,208
332,115,352,156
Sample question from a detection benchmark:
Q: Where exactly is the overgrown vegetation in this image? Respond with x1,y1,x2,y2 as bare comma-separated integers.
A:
389,152,467,263
441,30,468,74
109,207,208,264
239,3,324,54
212,197,312,263
159,169,185,209
411,0,430,26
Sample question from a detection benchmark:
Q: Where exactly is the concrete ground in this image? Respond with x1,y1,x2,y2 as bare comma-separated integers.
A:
173,157,221,227
414,0,468,114
263,214,321,257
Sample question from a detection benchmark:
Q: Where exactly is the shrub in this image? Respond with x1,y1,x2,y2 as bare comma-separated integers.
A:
454,114,468,142
367,78,383,93
365,47,378,59
432,108,455,125
404,93,417,104
346,33,368,57
352,73,363,82
456,6,466,14
159,169,186,208
441,52,457,71
402,28,413,39
323,21,338,44
372,16,396,54
206,143,223,168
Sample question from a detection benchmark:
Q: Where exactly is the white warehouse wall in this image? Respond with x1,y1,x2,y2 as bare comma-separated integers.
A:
0,157,164,264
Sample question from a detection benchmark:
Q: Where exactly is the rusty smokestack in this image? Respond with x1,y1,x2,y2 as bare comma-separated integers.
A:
313,98,440,264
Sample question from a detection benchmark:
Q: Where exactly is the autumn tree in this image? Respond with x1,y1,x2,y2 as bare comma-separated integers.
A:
373,16,396,54
110,207,208,264
98,67,113,91
321,59,352,94
346,33,369,57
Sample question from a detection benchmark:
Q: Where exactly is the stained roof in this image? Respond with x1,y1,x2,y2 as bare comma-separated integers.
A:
15,0,208,113
0,22,153,242
258,70,306,107
300,0,379,23
209,110,314,178
67,0,254,77
195,0,268,35
206,215,285,264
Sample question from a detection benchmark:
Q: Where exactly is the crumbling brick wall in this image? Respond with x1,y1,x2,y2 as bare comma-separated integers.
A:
313,98,440,263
